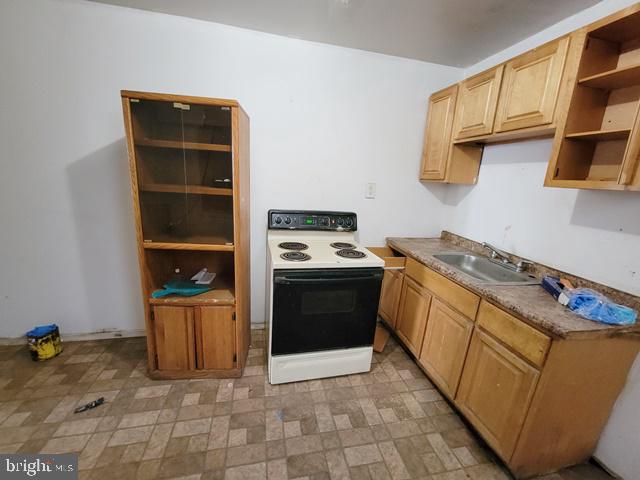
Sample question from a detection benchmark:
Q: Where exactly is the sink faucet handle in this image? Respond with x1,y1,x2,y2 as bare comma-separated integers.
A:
481,242,510,262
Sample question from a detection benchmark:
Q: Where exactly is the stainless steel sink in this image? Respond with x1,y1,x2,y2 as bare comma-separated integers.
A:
433,253,539,286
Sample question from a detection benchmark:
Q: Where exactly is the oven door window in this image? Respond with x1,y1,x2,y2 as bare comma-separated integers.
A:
271,268,383,356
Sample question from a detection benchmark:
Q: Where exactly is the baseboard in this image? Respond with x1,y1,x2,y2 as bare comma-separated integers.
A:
0,329,146,346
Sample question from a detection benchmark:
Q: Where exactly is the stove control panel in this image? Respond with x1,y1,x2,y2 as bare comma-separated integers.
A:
268,210,357,231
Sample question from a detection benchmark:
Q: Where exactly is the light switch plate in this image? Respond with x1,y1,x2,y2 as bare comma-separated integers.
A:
365,183,376,199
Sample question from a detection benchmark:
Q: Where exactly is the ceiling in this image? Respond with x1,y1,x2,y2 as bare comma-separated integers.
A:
89,0,601,67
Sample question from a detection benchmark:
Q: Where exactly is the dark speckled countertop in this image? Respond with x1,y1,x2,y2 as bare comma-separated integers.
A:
386,234,640,339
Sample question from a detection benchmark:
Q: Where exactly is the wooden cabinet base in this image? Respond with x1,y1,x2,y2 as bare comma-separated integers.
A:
147,366,243,380
384,254,639,479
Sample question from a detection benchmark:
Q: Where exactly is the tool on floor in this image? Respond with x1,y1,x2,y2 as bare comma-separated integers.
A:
26,324,63,361
74,397,105,414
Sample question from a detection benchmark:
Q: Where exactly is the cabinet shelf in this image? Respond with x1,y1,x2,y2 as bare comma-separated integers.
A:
136,138,231,152
140,183,232,196
143,241,234,252
565,128,631,141
149,287,235,306
578,64,640,90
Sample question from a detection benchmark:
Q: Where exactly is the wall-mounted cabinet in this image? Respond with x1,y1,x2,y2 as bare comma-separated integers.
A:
453,65,504,140
420,85,458,181
420,35,577,185
495,37,570,132
546,6,640,191
419,3,640,191
121,90,251,379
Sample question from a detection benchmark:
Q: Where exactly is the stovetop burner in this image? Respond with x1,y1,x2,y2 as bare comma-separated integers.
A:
335,249,366,259
278,242,308,251
330,242,356,249
280,251,311,261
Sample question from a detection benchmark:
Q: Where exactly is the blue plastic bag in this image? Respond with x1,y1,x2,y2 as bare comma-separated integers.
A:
566,288,637,325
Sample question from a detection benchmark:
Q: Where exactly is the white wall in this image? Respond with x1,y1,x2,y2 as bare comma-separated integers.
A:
444,1,640,477
0,0,461,338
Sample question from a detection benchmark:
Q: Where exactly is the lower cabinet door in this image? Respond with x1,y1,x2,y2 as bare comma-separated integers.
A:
153,306,196,371
395,277,432,356
378,269,404,328
195,306,236,370
419,299,473,398
456,329,539,460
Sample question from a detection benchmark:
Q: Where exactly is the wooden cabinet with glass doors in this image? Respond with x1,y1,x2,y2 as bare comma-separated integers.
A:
121,91,250,379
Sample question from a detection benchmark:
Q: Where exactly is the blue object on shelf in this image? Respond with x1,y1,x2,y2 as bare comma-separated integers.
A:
567,288,637,325
151,280,212,299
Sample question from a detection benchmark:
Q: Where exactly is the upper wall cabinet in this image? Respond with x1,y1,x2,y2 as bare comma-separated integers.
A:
494,37,570,132
420,85,458,180
453,66,504,139
546,5,640,191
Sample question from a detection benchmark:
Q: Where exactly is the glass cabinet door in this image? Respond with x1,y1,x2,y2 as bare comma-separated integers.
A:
130,99,234,246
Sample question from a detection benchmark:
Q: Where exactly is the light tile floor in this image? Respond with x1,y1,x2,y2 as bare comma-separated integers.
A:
0,329,613,480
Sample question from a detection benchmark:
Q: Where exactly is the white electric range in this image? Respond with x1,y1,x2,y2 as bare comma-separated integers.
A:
265,210,384,384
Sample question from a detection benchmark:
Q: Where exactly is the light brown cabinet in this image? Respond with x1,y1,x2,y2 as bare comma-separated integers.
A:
378,269,404,328
546,6,640,191
383,250,640,478
196,306,236,370
153,306,196,371
395,276,432,356
420,85,458,180
456,329,539,460
154,305,236,373
121,90,251,379
418,299,473,398
495,37,570,132
453,65,504,140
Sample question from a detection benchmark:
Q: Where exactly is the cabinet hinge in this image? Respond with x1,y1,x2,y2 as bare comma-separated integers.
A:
129,98,139,103
232,312,236,321
172,102,190,111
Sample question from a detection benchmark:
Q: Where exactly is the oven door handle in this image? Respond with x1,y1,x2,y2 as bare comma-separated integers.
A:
274,274,382,285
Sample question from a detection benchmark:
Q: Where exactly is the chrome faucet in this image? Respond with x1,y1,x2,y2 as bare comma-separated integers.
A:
482,242,511,263
482,242,534,273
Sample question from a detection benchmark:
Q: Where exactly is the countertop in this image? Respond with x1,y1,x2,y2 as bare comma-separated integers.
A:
386,236,640,339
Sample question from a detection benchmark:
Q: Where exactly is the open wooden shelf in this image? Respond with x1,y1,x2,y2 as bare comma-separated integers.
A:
143,241,234,252
136,138,231,152
140,183,232,196
578,64,640,90
149,286,235,306
565,128,631,141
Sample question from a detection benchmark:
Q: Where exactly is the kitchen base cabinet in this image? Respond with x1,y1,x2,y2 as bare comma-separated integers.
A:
395,277,432,356
378,268,404,328
382,249,640,478
508,336,640,478
418,298,474,398
456,329,539,461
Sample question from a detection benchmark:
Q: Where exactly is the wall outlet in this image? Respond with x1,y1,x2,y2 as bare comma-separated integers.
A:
365,182,376,199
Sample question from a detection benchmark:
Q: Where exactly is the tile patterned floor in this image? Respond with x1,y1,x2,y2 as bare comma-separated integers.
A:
0,329,613,480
